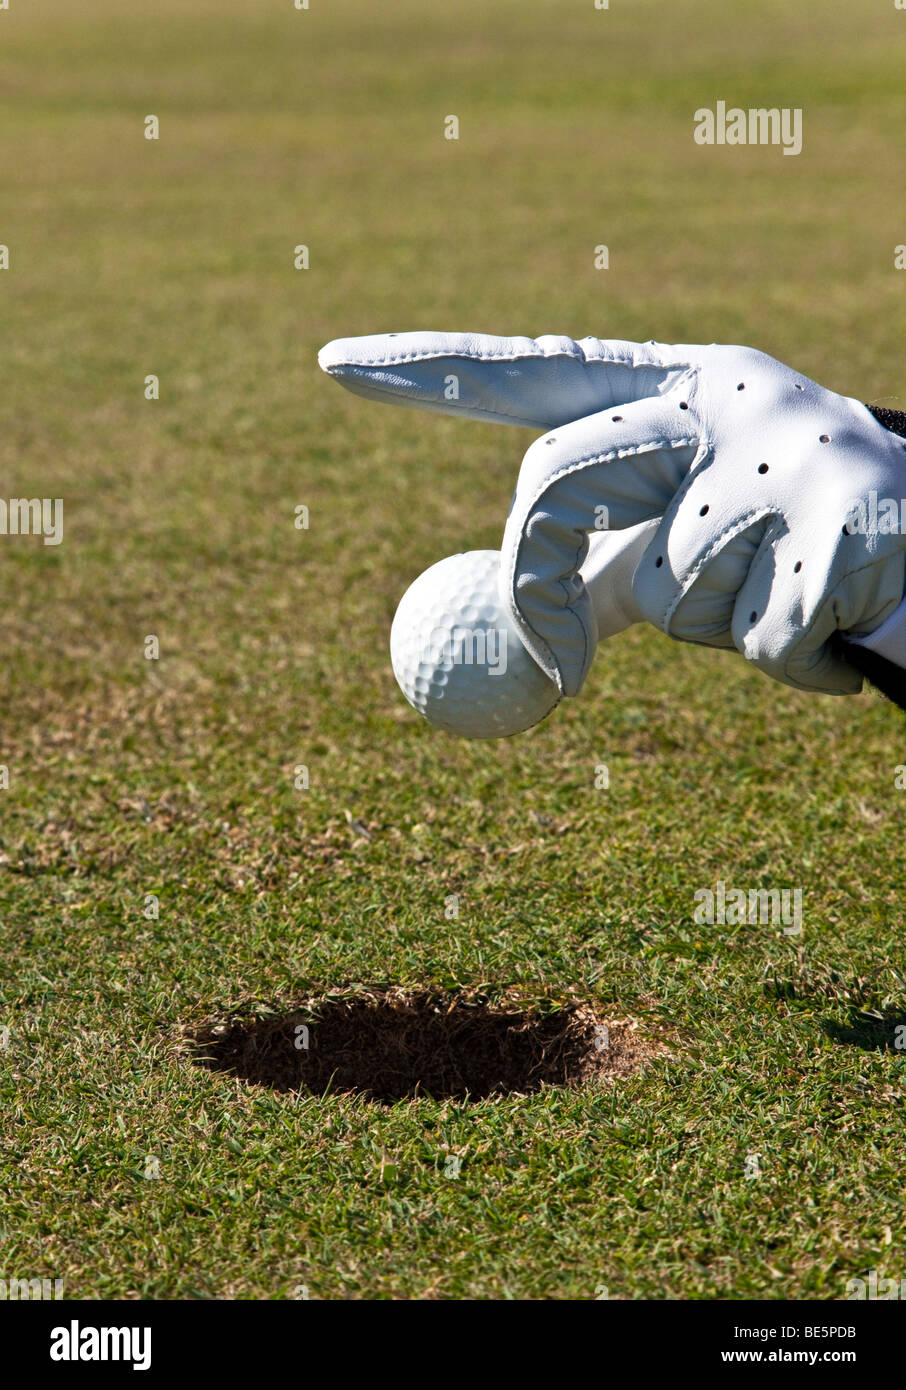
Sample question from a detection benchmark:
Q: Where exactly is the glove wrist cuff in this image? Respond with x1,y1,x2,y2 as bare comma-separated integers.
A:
847,592,906,670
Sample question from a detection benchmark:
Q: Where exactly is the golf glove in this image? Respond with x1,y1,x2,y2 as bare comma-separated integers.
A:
319,332,906,698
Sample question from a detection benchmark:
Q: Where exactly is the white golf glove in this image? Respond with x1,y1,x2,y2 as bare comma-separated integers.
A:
319,332,906,698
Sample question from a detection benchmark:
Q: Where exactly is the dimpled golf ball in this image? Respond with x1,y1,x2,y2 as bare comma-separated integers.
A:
390,550,560,739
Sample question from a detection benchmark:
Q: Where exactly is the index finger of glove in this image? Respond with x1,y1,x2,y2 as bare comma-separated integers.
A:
318,331,698,429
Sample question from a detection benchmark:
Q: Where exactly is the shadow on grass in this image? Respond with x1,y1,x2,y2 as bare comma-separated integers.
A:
822,1010,906,1052
188,987,656,1103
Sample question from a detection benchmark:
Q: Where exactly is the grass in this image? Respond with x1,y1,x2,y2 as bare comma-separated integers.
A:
0,0,904,1299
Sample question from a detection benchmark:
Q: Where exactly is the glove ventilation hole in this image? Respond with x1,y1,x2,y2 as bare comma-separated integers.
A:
655,556,664,568
758,462,769,474
794,383,804,390
699,504,709,516
611,415,623,422
737,382,745,391
749,611,757,623
819,434,831,443
545,437,556,445
679,401,689,410
794,561,802,573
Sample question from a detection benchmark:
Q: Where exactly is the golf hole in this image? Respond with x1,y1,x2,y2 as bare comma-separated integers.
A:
188,989,657,1103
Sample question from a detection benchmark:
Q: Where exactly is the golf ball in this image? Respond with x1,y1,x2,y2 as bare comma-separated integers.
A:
390,550,560,739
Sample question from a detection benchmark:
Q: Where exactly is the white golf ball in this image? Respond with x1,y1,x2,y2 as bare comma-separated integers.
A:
390,550,560,739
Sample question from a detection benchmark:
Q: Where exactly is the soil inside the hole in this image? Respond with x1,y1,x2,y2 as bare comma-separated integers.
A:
188,988,658,1102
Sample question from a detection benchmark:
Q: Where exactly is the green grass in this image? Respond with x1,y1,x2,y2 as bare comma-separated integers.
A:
1,0,905,1299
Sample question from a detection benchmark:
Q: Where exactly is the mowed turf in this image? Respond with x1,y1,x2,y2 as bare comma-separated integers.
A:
0,0,904,1299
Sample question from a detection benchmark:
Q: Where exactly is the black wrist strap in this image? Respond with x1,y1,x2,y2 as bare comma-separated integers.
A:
865,404,906,439
831,407,906,707
832,631,906,711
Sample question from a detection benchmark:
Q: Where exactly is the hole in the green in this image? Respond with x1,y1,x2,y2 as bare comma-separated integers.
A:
188,989,656,1103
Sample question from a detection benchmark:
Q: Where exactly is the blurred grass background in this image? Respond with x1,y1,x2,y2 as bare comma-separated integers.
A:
0,0,904,1299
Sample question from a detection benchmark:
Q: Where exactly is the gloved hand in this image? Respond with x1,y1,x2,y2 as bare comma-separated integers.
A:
319,330,662,657
319,332,906,698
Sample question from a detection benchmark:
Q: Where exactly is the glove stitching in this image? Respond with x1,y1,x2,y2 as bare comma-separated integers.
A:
660,504,775,630
508,435,700,689
523,437,702,491
327,350,694,370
